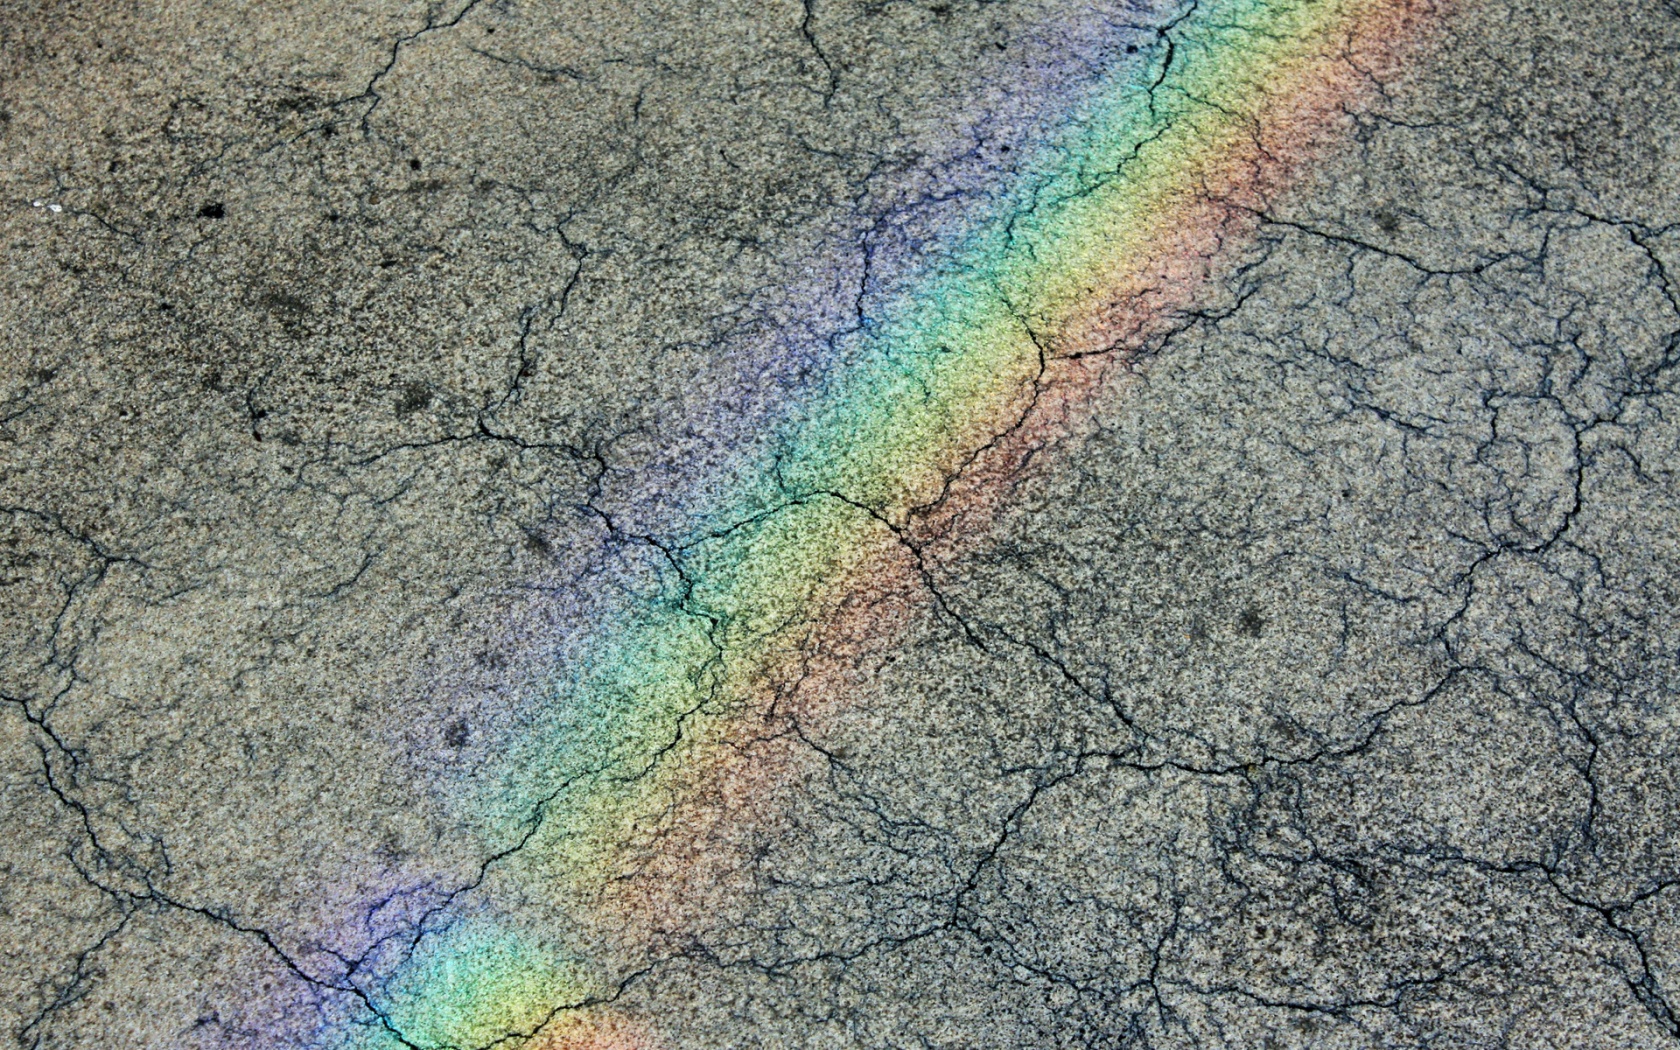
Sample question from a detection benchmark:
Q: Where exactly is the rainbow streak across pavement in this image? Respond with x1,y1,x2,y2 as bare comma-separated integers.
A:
329,0,1441,1046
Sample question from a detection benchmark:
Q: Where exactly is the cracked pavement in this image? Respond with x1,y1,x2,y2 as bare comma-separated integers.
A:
4,0,1680,1046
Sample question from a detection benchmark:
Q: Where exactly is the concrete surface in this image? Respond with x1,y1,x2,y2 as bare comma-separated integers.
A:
3,0,1679,1047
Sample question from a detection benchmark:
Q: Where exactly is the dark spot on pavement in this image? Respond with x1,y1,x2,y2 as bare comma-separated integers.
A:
395,381,433,418
260,290,309,320
444,719,470,748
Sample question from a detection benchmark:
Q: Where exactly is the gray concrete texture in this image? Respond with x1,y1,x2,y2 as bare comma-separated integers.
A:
3,0,1680,1047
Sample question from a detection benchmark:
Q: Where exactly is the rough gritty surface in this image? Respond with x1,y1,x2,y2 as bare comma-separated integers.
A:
4,0,1680,1047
